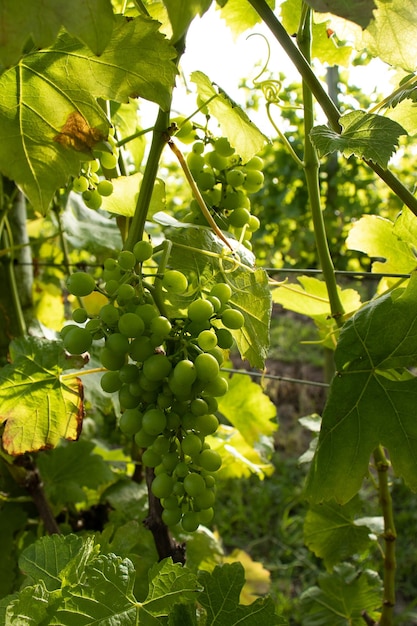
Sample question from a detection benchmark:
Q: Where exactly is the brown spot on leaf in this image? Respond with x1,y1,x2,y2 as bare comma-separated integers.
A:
54,112,105,154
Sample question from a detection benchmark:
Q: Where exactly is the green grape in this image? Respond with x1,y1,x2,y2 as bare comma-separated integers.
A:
162,451,180,472
105,280,119,295
135,303,158,326
204,474,216,488
202,375,228,397
204,395,218,413
142,408,167,435
186,151,204,174
206,150,229,171
82,189,102,210
133,240,153,262
183,472,206,496
119,384,140,409
190,398,209,417
226,168,245,188
205,186,222,206
72,307,88,323
199,507,214,524
117,283,136,303
197,329,218,351
100,303,120,327
162,508,182,526
143,354,172,382
88,159,100,173
100,347,126,371
208,347,225,366
119,408,143,436
67,272,96,297
192,141,205,155
101,370,122,393
198,449,222,472
194,488,216,509
181,412,195,430
129,336,154,362
214,137,235,157
142,448,161,468
89,172,100,185
119,363,139,384
215,327,234,349
206,295,221,313
221,308,244,329
104,258,118,271
228,207,251,228
194,353,220,382
118,250,136,271
195,413,219,436
188,298,214,322
210,282,232,304
166,411,181,429
151,473,174,499
247,215,260,232
150,316,172,338
197,169,216,191
181,511,200,532
138,373,160,391
181,433,202,457
100,152,118,169
221,190,241,210
73,175,89,192
172,359,197,386
162,495,180,509
118,312,145,337
134,428,156,448
97,180,113,196
175,461,189,478
157,393,172,409
162,270,188,294
63,327,92,354
243,169,264,193
151,435,171,455
245,155,264,170
106,333,129,355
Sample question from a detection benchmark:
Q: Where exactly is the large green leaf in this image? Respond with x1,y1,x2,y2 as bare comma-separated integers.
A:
362,0,417,71
0,15,177,213
305,0,376,29
2,582,50,625
306,274,417,503
0,337,83,455
63,195,123,253
217,373,277,446
156,220,271,368
311,110,407,168
300,563,381,625
198,562,286,625
163,0,213,43
304,498,372,569
217,0,275,35
191,71,268,163
0,0,115,68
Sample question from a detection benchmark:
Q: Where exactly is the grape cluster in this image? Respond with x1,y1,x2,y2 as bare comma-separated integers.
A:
61,242,244,532
176,129,263,249
72,135,118,210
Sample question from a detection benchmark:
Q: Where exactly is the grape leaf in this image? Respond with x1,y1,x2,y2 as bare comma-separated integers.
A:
198,562,286,625
163,0,213,43
63,194,123,253
0,15,177,213
143,559,202,614
305,274,417,503
0,0,115,68
300,563,381,625
361,0,417,71
311,110,406,168
157,222,271,368
0,336,83,455
304,0,376,29
100,173,166,218
217,373,277,446
217,0,275,36
304,498,372,569
191,71,268,163
36,440,114,507
3,582,50,625
346,214,417,277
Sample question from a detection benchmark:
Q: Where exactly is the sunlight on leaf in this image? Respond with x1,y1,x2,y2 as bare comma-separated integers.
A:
305,0,376,29
100,174,165,218
209,425,274,479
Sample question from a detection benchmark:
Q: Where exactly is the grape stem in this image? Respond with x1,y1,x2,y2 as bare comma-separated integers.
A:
166,138,234,252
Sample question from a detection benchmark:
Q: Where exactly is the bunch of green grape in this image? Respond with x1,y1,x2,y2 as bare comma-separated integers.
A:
175,127,263,249
72,135,118,210
61,241,244,532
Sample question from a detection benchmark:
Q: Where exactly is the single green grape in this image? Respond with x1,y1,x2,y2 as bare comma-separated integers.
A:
101,370,123,393
181,433,203,457
142,408,167,436
181,511,200,532
194,353,220,382
118,312,145,338
97,180,114,196
142,448,162,468
228,207,251,228
195,413,219,436
243,169,264,193
186,151,204,174
210,282,232,304
117,283,136,303
245,155,264,170
183,472,206,496
221,308,244,329
106,333,129,355
129,336,154,362
119,408,143,436
133,240,153,262
197,329,218,351
198,507,214,524
100,303,120,327
134,428,156,448
162,451,181,472
100,347,126,371
67,272,96,297
194,489,216,510
162,269,188,294
151,473,174,499
172,359,197,386
119,363,139,384
190,398,209,417
143,353,172,382
82,189,102,210
73,175,89,192
63,327,92,354
72,307,88,324
247,215,260,232
206,150,229,172
198,449,222,472
214,137,235,157
226,168,245,188
100,152,118,169
162,507,182,526
188,298,214,322
202,375,228,397
150,316,172,338
197,169,216,191
192,141,205,155
119,384,140,409
215,327,234,349
118,250,136,271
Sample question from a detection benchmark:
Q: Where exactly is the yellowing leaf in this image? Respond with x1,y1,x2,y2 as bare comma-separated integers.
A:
223,549,271,605
100,174,165,218
208,425,274,479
